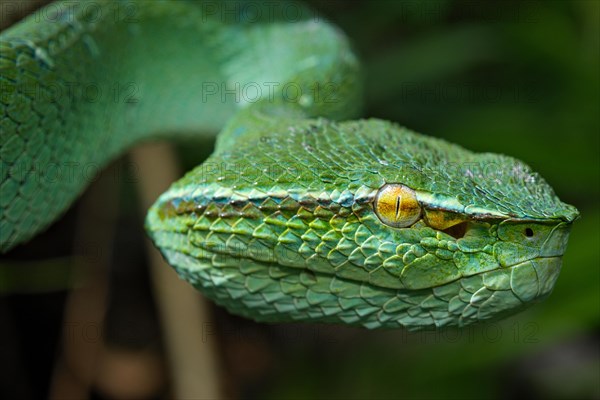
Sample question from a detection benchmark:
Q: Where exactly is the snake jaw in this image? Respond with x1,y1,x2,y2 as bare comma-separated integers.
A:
455,256,564,327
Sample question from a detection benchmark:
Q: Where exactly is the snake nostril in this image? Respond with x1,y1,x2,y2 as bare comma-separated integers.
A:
525,227,534,237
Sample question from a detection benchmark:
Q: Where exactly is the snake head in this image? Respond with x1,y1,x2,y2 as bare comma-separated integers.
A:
146,117,578,330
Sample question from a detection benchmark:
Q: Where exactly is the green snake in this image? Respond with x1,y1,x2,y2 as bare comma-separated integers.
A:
0,0,579,330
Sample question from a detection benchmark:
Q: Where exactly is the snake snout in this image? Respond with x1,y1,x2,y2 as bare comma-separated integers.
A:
540,222,573,258
509,257,563,303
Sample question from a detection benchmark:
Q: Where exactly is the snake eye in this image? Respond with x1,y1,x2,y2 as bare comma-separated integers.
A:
524,227,534,237
374,184,421,228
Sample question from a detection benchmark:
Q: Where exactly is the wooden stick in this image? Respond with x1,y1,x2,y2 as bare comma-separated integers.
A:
49,164,119,399
130,142,222,399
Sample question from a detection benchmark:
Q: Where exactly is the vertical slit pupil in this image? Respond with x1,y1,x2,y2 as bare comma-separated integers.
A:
395,196,401,219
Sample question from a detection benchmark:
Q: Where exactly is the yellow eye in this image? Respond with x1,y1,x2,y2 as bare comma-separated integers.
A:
374,184,421,228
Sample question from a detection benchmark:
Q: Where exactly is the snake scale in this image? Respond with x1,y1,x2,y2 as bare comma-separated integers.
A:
0,0,579,330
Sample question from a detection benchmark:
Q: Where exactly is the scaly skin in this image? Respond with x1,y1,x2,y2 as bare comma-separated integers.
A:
1,1,579,330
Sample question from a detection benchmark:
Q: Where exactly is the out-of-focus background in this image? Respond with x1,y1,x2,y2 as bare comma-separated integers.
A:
1,1,598,399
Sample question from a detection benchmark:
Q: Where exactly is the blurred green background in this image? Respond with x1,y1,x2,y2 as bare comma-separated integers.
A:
0,1,598,399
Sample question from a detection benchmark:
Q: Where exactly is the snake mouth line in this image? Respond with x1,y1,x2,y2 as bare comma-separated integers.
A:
506,255,563,268
426,255,563,290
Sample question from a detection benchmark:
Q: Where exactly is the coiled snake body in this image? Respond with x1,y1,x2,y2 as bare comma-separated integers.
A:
0,1,579,330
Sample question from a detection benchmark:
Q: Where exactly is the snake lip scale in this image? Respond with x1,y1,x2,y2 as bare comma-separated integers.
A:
0,0,579,330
